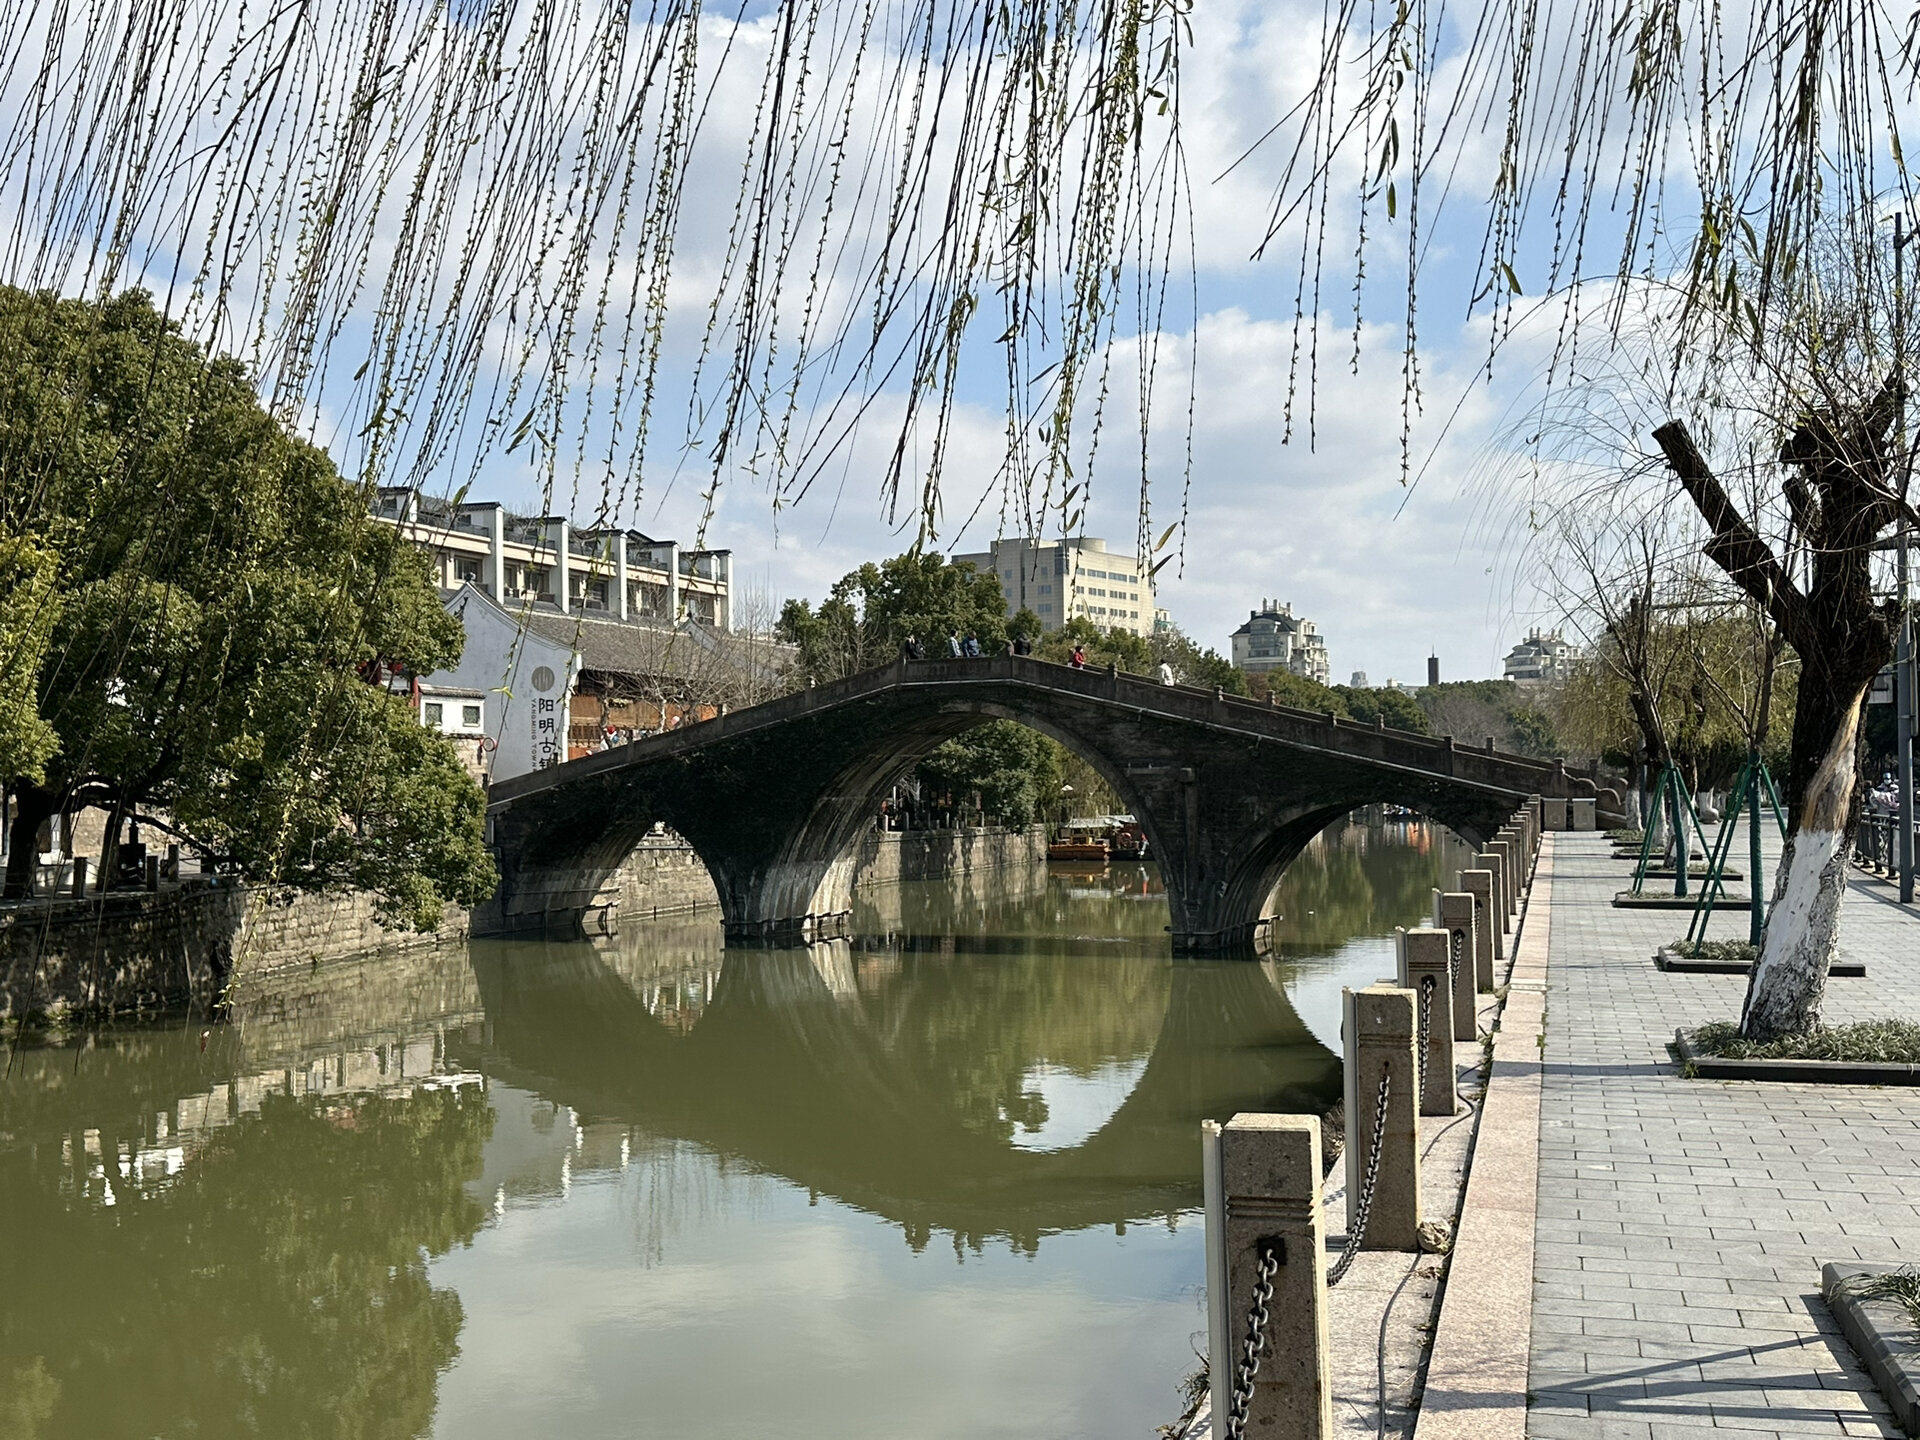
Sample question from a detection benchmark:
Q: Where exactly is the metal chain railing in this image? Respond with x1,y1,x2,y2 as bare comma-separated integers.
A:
1223,1239,1281,1440
1449,927,1464,989
1326,1063,1391,1288
1416,974,1436,1092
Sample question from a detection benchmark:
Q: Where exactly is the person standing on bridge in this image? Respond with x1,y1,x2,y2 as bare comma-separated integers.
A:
903,634,926,660
1070,644,1087,669
1157,660,1175,685
962,632,981,658
947,630,963,659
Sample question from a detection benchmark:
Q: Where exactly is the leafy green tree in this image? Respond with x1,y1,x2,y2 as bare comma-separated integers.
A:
776,551,1010,682
1148,628,1243,692
914,721,1062,829
0,531,59,785
1332,685,1431,733
0,288,494,926
1034,615,1153,672
1243,668,1346,711
1418,679,1561,755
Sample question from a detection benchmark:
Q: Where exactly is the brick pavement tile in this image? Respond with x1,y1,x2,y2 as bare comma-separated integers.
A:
1521,836,1920,1440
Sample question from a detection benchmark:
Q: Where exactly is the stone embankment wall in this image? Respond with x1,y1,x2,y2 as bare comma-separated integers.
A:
2,825,1044,1022
851,824,1048,888
0,880,470,1024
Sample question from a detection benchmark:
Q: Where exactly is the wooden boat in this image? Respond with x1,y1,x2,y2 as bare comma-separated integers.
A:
1047,814,1150,863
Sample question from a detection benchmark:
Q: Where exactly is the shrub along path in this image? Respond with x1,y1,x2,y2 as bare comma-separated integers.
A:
1526,832,1920,1439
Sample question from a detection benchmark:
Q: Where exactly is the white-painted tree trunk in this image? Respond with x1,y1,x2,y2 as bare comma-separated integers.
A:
1739,691,1863,1042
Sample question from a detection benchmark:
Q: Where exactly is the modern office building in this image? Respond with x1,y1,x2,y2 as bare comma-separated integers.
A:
1229,601,1331,686
951,536,1157,637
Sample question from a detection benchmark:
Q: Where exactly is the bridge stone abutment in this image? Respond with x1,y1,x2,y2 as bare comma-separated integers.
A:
477,657,1615,953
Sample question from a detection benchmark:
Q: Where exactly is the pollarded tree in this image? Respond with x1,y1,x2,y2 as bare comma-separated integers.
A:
0,289,494,928
1526,242,1910,1040
1653,396,1902,1040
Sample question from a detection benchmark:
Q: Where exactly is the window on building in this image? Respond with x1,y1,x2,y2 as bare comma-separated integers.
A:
424,702,444,727
457,558,482,584
462,703,482,727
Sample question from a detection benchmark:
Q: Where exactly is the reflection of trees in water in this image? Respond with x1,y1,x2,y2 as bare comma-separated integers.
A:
0,1085,491,1439
857,952,1170,1145
1265,819,1475,953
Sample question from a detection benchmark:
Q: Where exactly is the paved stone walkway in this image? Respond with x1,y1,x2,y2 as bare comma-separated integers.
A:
1528,833,1920,1440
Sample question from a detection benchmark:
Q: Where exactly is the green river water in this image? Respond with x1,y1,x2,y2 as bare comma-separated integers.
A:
0,817,1468,1440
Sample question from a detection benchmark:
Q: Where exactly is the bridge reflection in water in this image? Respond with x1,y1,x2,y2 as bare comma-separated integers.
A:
0,816,1470,1440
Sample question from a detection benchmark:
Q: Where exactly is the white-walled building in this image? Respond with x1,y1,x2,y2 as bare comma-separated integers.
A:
1503,629,1581,685
1230,601,1331,686
430,585,582,783
951,536,1157,637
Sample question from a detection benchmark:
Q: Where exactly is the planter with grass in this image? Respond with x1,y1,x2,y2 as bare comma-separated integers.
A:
1656,938,1865,977
1615,889,1750,910
1673,1019,1920,1084
1821,1263,1920,1438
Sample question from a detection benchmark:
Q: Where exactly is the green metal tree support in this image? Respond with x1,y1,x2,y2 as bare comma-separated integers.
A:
1680,750,1788,952
1629,765,1715,898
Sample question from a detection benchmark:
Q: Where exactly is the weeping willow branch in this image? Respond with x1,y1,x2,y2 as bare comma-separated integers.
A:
0,0,1190,553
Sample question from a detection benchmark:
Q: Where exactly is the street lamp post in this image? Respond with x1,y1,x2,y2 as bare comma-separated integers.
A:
1895,214,1915,904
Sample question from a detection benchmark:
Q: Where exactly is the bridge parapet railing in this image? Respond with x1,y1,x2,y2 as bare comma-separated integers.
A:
901,655,1578,795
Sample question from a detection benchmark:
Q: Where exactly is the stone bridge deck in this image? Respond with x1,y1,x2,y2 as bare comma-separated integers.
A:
481,656,1618,952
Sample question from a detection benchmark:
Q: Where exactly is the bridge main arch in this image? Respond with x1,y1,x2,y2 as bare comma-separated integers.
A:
478,656,1601,952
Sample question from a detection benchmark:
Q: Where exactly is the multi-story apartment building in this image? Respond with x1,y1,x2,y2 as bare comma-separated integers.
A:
370,487,792,783
1502,628,1581,685
951,536,1157,637
371,486,733,629
1229,601,1331,686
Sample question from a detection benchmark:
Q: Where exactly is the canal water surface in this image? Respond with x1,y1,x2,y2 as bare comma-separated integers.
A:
0,818,1468,1440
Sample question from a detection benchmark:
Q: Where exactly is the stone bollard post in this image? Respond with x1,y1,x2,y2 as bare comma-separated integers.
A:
1474,849,1509,954
144,855,160,891
1541,797,1567,830
1204,1115,1335,1439
70,857,88,897
1569,796,1596,830
1396,929,1457,1115
1460,868,1498,980
1486,838,1515,923
1437,892,1479,1036
1500,826,1527,891
1343,985,1422,1250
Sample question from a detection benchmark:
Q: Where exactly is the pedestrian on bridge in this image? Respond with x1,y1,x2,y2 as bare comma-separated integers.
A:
903,634,926,660
962,633,981,658
947,630,962,658
1157,661,1175,685
1070,644,1087,669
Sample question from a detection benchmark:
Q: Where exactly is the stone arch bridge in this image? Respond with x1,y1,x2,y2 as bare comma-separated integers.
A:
478,655,1618,953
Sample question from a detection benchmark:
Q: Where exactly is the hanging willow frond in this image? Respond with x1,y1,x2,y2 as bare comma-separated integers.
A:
1257,0,1918,471
0,0,1189,550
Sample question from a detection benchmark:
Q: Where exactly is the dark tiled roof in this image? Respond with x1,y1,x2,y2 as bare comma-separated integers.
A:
520,611,793,692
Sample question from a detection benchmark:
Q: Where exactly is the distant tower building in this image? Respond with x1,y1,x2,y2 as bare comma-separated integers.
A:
1427,655,1440,687
1230,600,1331,686
1350,670,1369,689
